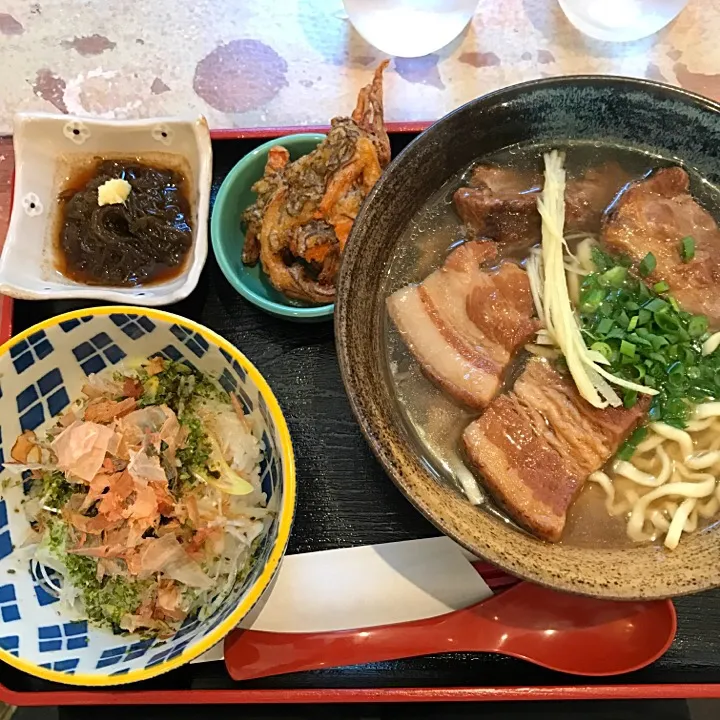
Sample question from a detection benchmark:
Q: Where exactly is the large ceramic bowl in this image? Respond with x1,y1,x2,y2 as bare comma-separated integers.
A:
336,76,720,600
0,307,295,685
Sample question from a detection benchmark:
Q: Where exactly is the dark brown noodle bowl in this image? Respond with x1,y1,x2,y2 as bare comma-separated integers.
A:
336,76,720,600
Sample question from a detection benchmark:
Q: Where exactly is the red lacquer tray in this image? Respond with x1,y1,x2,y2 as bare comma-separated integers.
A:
1,125,720,705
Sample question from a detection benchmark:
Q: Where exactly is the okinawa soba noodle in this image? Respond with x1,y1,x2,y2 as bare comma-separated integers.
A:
590,405,720,549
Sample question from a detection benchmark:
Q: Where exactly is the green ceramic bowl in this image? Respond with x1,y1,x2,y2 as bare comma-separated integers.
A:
211,134,334,322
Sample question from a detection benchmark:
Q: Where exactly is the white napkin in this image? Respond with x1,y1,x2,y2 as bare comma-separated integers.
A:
193,537,491,663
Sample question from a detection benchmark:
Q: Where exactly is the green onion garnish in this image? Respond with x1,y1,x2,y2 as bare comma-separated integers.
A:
620,340,636,358
680,236,695,263
580,288,605,314
644,298,666,313
617,426,648,460
601,266,627,288
623,390,638,409
591,341,613,360
688,315,708,338
648,336,668,352
638,252,656,277
654,308,679,333
578,248,720,428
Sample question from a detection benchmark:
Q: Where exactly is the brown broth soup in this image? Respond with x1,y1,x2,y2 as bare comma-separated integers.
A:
382,139,720,548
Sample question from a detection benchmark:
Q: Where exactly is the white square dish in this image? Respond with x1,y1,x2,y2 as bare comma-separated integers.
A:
0,113,212,306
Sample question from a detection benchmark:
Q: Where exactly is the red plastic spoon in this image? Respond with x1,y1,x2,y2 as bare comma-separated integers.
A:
224,582,677,680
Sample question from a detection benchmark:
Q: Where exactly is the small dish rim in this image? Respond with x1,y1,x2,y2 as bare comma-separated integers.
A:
0,112,213,307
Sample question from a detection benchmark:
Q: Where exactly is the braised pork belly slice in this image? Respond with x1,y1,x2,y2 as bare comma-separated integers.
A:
454,162,631,247
387,240,540,410
462,358,648,541
603,166,720,329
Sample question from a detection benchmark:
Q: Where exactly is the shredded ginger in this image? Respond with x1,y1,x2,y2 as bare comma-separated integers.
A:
527,150,658,409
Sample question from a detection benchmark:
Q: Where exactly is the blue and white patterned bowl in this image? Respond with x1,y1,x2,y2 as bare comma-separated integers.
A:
0,307,295,685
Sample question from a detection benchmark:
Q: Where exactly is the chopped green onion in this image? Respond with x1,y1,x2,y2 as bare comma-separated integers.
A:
591,246,614,271
654,308,680,333
617,426,648,460
627,332,651,347
688,315,708,338
601,266,627,288
578,247,720,428
623,390,638,409
648,335,669,351
591,341,613,360
676,326,691,343
667,361,688,383
644,298,667,313
664,398,690,427
599,302,615,318
638,282,652,301
638,252,656,277
620,340,636,358
680,236,695,263
581,288,605,314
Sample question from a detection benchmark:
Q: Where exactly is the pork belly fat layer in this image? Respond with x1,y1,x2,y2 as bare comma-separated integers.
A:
387,241,540,410
462,359,648,541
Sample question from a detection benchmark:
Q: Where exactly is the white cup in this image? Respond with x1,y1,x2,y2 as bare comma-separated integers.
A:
558,0,689,42
343,0,479,57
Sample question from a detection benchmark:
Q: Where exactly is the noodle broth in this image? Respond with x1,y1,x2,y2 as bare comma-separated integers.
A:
382,140,720,549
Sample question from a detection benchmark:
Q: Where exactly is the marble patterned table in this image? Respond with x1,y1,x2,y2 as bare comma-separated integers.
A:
0,0,718,136
0,0,718,284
